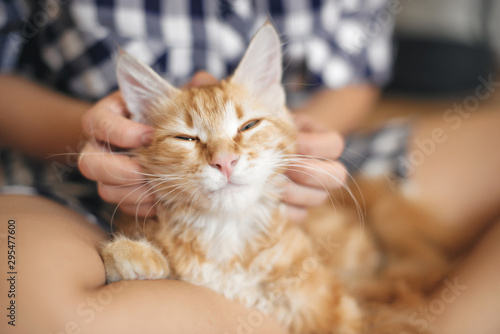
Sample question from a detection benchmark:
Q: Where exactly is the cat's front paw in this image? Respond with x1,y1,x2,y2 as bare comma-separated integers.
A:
100,237,170,283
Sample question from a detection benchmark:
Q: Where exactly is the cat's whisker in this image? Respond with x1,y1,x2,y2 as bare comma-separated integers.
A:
262,175,288,199
283,166,340,214
126,168,188,179
270,153,368,213
280,151,388,192
138,182,191,227
168,183,202,210
260,154,357,207
278,156,350,190
106,177,168,188
284,156,368,216
151,179,195,206
135,179,175,205
110,177,192,230
143,179,195,204
284,164,365,230
147,181,195,217
48,151,132,160
109,180,158,228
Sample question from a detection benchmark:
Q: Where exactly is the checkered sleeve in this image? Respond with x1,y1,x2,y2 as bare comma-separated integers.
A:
305,0,394,89
0,0,30,71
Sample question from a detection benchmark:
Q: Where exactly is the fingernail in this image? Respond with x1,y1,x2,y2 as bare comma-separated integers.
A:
141,130,154,146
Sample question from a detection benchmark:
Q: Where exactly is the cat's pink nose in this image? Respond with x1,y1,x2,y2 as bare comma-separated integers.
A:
210,153,239,180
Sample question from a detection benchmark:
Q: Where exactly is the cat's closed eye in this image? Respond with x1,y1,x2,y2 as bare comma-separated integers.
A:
174,135,198,141
240,119,261,132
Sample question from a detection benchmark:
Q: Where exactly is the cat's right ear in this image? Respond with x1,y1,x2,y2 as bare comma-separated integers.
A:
230,23,285,113
117,52,180,124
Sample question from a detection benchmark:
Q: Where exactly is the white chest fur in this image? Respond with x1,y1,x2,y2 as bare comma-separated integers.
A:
173,202,283,309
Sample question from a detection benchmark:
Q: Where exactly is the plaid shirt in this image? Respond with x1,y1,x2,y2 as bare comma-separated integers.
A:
1,0,393,102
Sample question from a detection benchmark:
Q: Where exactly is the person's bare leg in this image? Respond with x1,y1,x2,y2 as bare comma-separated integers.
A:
0,195,285,334
400,108,500,333
406,108,500,247
426,219,500,334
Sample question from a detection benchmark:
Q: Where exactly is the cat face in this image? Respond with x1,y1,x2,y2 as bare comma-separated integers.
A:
117,24,295,212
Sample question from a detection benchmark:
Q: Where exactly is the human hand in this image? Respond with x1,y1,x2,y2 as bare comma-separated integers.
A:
78,91,157,216
283,115,347,223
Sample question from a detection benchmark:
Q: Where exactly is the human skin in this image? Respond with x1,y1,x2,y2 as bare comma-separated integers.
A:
430,218,500,334
408,108,500,238
406,108,500,333
293,84,380,135
0,75,90,162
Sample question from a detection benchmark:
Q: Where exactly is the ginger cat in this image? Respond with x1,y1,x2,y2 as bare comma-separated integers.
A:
101,24,361,334
100,24,457,333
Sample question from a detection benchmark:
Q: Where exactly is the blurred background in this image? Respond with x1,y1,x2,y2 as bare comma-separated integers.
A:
386,0,499,98
362,0,500,129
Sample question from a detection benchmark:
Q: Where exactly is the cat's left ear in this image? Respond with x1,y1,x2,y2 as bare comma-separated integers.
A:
117,52,180,124
231,23,286,113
